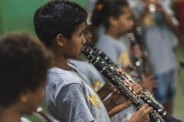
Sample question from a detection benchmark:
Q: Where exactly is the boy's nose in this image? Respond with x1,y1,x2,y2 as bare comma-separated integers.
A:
82,35,86,45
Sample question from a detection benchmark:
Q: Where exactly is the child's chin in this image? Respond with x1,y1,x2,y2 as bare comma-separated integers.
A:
27,107,38,115
71,55,80,59
28,112,34,116
23,110,34,116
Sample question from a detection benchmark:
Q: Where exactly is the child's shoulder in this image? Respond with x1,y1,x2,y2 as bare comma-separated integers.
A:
46,67,86,99
48,67,83,87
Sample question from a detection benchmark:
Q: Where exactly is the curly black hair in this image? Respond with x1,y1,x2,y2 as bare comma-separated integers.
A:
0,33,52,108
34,0,87,47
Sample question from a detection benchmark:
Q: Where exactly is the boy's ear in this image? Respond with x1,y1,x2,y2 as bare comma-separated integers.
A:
109,17,118,26
56,34,64,47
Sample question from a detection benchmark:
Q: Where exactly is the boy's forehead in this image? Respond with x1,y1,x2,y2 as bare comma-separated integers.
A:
121,6,132,16
80,23,86,30
76,22,86,32
122,6,131,13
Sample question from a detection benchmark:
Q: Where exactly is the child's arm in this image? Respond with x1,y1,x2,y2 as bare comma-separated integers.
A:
155,1,180,38
102,83,143,117
108,100,131,117
103,89,129,113
97,82,114,100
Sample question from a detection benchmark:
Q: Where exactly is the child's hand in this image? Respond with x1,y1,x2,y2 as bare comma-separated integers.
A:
108,100,131,117
116,65,135,74
130,83,143,97
140,74,156,91
154,1,165,14
110,89,128,105
103,88,129,113
128,104,152,122
144,0,155,11
110,82,143,107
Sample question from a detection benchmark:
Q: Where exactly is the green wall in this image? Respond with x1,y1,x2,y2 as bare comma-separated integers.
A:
73,0,88,8
0,0,4,34
0,0,48,35
0,0,88,35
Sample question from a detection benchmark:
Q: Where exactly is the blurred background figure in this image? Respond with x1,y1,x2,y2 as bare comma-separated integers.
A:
91,1,135,121
132,0,178,114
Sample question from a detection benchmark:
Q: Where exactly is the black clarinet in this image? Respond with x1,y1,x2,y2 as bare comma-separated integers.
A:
93,47,141,81
91,47,182,122
81,46,165,122
93,47,141,83
93,47,119,68
128,32,144,81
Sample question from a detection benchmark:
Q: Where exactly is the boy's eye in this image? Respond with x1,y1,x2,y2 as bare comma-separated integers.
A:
79,32,83,37
128,16,133,20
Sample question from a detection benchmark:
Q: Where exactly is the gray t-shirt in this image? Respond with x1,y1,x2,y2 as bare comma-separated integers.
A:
69,59,106,91
45,64,110,122
96,34,131,67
